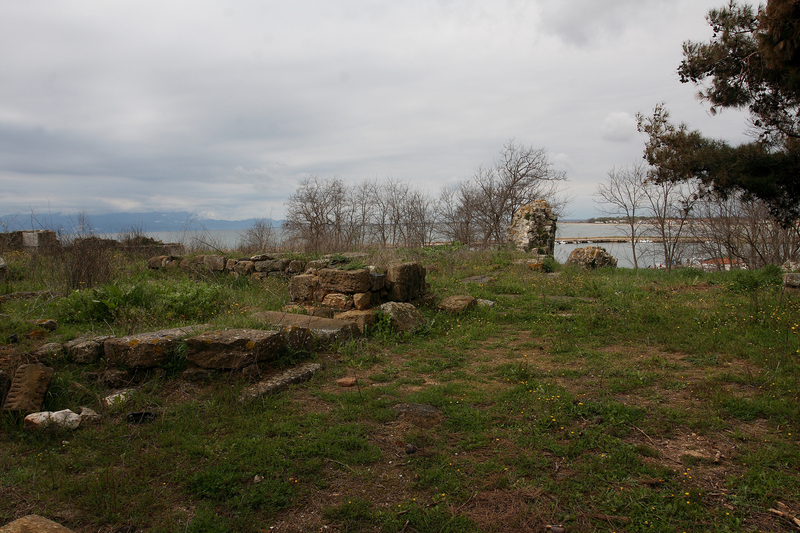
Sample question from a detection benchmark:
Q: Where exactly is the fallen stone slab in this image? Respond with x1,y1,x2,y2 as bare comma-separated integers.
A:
437,295,477,314
0,514,76,533
333,310,377,334
184,329,287,370
104,325,207,368
239,362,323,402
32,342,64,360
65,335,114,364
24,409,81,430
380,302,424,333
2,364,54,412
251,311,359,346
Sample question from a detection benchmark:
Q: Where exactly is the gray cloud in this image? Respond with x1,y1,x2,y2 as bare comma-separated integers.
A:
0,0,754,221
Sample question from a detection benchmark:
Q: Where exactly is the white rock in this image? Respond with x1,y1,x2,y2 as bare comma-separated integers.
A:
24,409,81,430
103,389,134,406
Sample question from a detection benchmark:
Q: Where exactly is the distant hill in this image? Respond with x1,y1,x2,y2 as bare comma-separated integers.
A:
0,211,282,233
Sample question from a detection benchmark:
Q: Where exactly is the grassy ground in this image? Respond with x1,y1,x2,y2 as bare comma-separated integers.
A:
2,244,800,532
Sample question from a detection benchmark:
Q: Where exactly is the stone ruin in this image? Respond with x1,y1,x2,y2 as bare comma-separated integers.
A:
567,246,618,269
506,200,557,256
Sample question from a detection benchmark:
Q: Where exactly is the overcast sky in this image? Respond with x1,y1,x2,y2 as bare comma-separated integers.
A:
0,0,756,222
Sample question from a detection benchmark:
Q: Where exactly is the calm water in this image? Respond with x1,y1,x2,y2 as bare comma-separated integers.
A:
124,223,667,269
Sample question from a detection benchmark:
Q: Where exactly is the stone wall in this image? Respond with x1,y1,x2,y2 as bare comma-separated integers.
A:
149,253,429,311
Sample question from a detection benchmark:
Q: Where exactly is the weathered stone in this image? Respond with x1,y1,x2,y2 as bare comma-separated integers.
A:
250,253,272,261
225,258,237,271
24,409,81,430
337,376,357,387
369,272,386,291
33,319,58,331
255,258,290,272
386,263,426,302
380,302,424,333
333,310,377,333
352,292,371,310
281,325,314,353
148,255,167,269
477,299,496,308
784,273,800,288
32,343,64,360
566,246,618,269
164,256,181,269
251,311,359,346
78,407,101,425
506,199,557,255
393,403,442,428
305,259,329,271
2,364,54,412
322,293,353,310
318,268,372,293
103,389,134,407
437,295,477,314
0,514,77,533
184,329,287,370
203,255,226,272
65,336,113,364
288,260,305,273
239,362,323,402
104,326,206,369
233,260,255,276
288,274,319,302
305,306,335,318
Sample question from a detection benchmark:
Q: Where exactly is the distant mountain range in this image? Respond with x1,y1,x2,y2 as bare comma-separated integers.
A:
0,211,283,233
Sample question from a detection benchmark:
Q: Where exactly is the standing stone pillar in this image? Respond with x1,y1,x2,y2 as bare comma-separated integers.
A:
506,200,557,255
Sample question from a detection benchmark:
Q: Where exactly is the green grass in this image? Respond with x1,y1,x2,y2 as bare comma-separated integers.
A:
2,248,800,531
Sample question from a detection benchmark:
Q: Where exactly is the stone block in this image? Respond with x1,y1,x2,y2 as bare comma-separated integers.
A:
239,362,322,402
380,302,424,333
288,260,305,273
318,268,372,293
2,364,54,412
65,336,114,364
437,295,477,313
386,263,426,302
334,310,377,333
147,255,166,269
370,272,386,291
353,292,371,310
234,260,255,276
255,259,290,272
204,255,226,271
184,329,287,369
322,293,353,310
289,274,319,302
0,514,77,533
104,326,206,369
305,259,329,271
251,311,359,346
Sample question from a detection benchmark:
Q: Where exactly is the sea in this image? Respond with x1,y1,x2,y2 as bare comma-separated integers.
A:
120,222,668,269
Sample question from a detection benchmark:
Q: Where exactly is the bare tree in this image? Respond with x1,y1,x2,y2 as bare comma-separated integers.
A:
641,178,697,271
594,163,649,268
239,217,277,253
283,176,349,252
691,190,800,269
471,140,568,245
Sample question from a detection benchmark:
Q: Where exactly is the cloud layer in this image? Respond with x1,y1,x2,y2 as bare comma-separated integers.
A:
0,0,753,220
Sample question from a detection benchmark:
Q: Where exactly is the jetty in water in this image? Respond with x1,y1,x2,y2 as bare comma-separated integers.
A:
558,236,702,244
